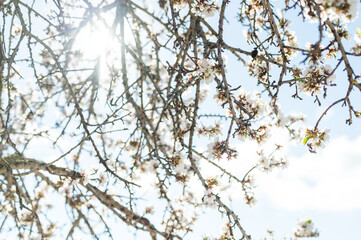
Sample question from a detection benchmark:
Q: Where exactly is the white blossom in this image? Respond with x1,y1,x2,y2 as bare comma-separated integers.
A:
203,189,216,204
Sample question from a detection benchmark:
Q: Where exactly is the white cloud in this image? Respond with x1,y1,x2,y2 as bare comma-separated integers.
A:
256,135,361,211
190,126,361,213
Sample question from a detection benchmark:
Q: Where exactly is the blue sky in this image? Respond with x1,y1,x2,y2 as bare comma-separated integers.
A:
200,1,361,239
3,0,361,239
168,1,361,239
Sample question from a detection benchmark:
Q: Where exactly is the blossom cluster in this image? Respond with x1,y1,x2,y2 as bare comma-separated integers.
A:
277,10,299,58
57,167,109,199
163,207,198,235
206,177,219,189
237,124,271,144
257,150,288,173
218,223,235,240
243,175,256,189
11,24,22,37
195,58,218,84
173,0,188,10
168,156,191,182
294,218,320,238
81,167,108,187
247,58,269,83
298,0,358,23
282,30,299,58
315,0,358,23
303,128,330,152
244,194,257,206
203,189,216,205
295,64,335,95
191,0,220,18
141,159,158,172
207,139,238,160
235,89,271,119
240,0,264,27
273,110,306,129
198,123,222,138
0,202,13,214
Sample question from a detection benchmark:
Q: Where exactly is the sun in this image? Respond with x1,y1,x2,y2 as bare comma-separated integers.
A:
72,16,131,82
73,21,113,60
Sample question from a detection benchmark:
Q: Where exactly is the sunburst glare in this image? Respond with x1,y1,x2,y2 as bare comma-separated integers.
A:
72,16,130,82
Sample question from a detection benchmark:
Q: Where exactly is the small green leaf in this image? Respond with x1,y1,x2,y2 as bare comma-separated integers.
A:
302,136,311,145
356,27,361,37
